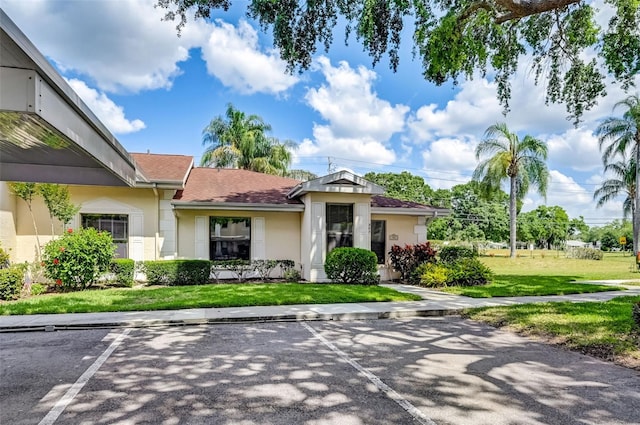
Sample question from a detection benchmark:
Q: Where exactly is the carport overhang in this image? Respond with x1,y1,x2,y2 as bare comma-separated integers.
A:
0,10,136,186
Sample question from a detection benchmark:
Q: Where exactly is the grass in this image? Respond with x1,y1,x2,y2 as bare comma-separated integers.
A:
481,250,640,281
437,251,637,297
457,251,640,368
441,275,623,298
0,283,422,316
464,296,640,367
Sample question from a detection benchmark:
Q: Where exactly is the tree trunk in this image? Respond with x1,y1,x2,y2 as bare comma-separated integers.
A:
509,175,517,258
27,204,41,261
634,138,640,256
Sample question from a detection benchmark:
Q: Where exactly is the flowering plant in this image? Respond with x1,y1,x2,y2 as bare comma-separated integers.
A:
42,227,115,290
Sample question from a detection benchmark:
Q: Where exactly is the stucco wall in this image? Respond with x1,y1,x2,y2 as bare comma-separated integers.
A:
12,185,159,263
0,182,18,261
300,192,372,281
371,214,424,280
176,209,301,266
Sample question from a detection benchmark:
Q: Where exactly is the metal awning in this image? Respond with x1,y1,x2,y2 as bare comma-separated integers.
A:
0,9,136,186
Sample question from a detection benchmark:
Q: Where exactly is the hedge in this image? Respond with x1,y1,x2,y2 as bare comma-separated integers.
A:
107,259,136,287
142,260,211,285
324,247,379,285
0,266,24,300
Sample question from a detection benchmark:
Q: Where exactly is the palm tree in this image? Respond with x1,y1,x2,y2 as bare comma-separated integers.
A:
594,157,636,221
595,94,640,253
200,104,295,176
473,123,549,258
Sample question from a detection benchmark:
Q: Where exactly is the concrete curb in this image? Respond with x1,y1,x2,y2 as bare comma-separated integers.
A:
0,307,464,333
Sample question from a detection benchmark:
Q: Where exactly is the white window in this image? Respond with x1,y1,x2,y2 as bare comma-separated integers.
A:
326,204,353,253
210,217,251,260
82,214,128,258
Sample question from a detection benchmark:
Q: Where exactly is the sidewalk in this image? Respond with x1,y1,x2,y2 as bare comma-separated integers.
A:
1,283,639,332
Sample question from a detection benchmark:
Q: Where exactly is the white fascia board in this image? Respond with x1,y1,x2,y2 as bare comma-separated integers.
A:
172,201,305,212
370,207,451,217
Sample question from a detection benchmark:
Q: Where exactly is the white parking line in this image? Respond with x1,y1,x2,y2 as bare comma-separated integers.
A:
38,328,132,425
301,322,437,425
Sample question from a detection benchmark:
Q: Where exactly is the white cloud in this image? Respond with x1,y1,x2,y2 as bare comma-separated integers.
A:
420,137,477,189
298,125,396,165
299,57,406,165
200,20,298,94
66,79,145,134
546,127,601,172
2,0,208,93
306,57,409,140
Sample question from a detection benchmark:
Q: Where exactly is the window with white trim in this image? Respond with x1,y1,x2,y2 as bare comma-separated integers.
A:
327,204,353,253
210,217,251,260
371,220,386,264
82,214,128,258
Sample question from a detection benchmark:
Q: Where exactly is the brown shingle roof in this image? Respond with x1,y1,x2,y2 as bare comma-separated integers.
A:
372,195,439,210
131,153,193,183
174,168,303,204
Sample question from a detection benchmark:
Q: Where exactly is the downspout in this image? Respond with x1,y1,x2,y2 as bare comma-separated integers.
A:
152,184,159,260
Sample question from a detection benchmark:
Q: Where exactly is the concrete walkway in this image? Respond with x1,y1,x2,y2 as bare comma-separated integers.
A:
1,283,639,332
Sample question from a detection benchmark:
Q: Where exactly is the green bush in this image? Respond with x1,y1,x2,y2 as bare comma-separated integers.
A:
107,259,135,287
439,246,477,264
253,259,279,281
566,247,604,260
0,242,10,269
418,258,493,287
416,263,450,287
217,260,255,282
447,258,493,286
143,260,211,285
324,247,379,285
0,266,24,300
283,268,301,282
389,243,437,282
42,228,115,290
30,283,47,296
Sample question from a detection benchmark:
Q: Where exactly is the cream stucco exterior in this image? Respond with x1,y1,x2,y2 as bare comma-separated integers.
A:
0,169,448,282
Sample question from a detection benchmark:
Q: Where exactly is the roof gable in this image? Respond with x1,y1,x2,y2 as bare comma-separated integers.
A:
131,153,193,187
287,171,385,199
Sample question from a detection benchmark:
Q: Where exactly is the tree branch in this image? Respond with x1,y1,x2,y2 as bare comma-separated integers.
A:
494,0,581,23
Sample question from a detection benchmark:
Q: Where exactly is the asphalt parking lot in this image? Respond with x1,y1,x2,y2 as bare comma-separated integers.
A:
1,317,639,425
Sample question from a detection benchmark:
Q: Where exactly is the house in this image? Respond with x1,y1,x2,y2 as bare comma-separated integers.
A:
0,10,449,281
0,153,449,281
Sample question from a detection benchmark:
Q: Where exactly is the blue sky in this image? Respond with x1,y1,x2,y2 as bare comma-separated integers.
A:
3,0,639,226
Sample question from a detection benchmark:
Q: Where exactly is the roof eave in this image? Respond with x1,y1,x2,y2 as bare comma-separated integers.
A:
371,207,451,217
171,201,305,212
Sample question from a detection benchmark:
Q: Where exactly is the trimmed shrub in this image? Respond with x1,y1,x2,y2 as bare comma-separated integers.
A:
143,260,211,285
566,247,604,260
283,268,301,282
324,247,379,285
278,260,296,279
0,242,10,269
446,258,493,286
389,242,437,282
42,228,115,290
439,246,477,264
0,266,24,300
107,259,135,287
220,260,255,282
253,259,279,281
416,263,450,287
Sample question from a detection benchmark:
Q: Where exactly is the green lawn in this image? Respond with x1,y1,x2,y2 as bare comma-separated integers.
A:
464,296,640,364
0,283,421,315
481,251,640,281
435,252,636,297
441,275,623,298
